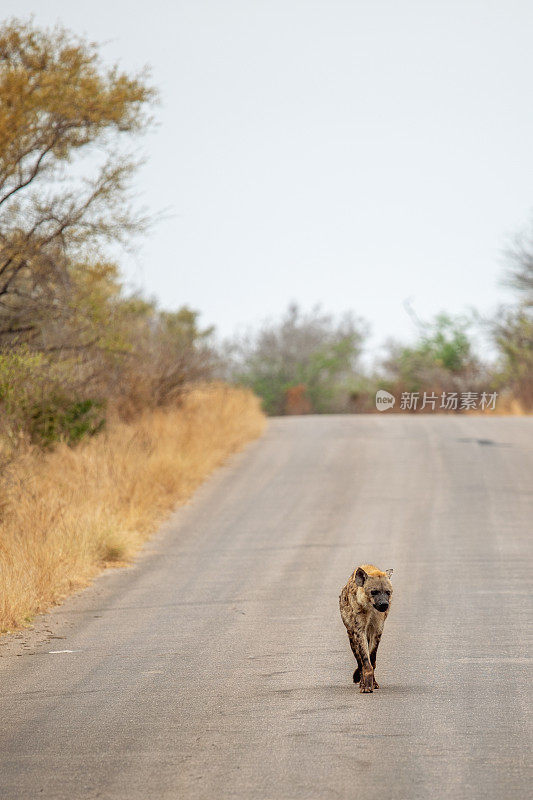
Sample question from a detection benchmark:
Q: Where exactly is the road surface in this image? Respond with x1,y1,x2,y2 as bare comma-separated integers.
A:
0,415,531,799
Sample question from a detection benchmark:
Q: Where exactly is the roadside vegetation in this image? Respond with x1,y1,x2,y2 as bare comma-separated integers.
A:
0,384,263,632
490,227,533,411
226,248,532,415
227,304,367,414
0,20,264,633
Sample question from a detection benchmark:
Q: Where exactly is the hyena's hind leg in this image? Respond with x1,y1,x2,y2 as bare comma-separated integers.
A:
347,632,362,684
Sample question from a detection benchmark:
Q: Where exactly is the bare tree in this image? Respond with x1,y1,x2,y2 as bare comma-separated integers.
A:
504,224,533,307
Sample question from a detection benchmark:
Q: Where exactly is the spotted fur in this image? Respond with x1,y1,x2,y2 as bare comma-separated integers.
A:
339,564,393,693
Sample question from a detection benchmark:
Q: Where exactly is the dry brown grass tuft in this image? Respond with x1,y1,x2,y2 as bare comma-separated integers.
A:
490,395,531,415
469,394,532,416
0,384,265,633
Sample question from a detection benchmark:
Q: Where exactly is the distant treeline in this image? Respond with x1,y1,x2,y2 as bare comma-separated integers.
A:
224,248,532,415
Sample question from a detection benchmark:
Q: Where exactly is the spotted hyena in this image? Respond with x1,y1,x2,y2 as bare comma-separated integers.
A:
339,564,393,693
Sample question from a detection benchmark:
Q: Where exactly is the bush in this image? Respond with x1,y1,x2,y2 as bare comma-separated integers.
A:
29,397,106,448
228,304,367,414
0,349,105,448
381,313,490,400
491,225,533,409
492,307,533,409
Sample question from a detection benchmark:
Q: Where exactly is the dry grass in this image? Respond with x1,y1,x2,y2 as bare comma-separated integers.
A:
0,384,265,633
490,396,531,415
469,394,532,416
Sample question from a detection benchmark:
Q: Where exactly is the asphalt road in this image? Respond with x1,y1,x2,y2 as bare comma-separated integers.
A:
0,415,531,800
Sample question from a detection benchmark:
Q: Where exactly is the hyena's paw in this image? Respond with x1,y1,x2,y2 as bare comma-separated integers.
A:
359,673,374,693
372,678,380,689
352,668,360,684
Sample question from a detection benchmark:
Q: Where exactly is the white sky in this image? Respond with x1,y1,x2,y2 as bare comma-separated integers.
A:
4,1,533,358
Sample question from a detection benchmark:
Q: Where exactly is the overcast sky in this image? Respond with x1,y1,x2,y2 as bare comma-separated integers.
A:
4,1,533,357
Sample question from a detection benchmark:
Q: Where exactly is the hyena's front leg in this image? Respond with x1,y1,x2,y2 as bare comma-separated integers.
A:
369,632,382,689
349,629,374,693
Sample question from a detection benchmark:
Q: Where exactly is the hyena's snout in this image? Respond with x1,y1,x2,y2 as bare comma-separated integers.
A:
372,592,390,612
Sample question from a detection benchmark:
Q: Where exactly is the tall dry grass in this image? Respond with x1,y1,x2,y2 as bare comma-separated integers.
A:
0,384,265,632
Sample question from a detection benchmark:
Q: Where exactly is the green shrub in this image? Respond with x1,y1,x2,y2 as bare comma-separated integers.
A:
0,349,105,447
230,304,366,415
382,313,487,396
29,396,106,448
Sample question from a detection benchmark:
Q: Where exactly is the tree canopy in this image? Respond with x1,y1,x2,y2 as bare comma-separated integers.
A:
0,18,156,346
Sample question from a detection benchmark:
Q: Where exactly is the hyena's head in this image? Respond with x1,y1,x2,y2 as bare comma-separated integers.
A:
355,566,393,613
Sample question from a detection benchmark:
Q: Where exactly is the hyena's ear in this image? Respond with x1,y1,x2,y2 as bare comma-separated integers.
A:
385,569,393,579
355,567,368,587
